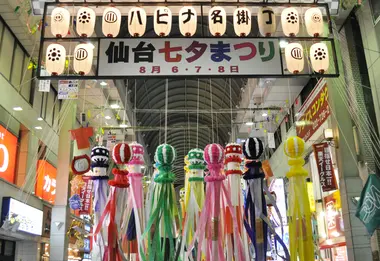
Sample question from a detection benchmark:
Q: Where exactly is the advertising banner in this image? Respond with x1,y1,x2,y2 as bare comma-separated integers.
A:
98,38,281,77
296,80,330,141
312,142,338,192
0,125,17,183
79,177,93,215
35,160,57,204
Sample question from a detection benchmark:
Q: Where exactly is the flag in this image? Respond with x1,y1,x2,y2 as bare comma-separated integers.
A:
355,174,380,235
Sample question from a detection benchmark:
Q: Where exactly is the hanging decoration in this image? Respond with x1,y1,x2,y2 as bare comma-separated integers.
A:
154,7,172,37
51,7,70,38
281,7,300,37
69,194,82,210
284,136,313,261
102,7,121,37
71,154,91,175
45,44,66,76
258,7,276,37
128,7,147,37
285,43,304,74
179,6,197,37
73,43,94,76
76,7,96,37
309,42,329,74
208,6,226,36
305,7,324,37
143,144,180,261
233,7,251,37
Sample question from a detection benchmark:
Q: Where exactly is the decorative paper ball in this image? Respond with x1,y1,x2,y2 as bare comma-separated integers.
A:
155,144,176,165
204,144,224,165
284,136,305,158
225,143,242,157
112,143,132,165
69,194,82,210
179,187,185,199
243,138,264,160
187,148,204,164
71,154,91,175
130,142,144,164
91,146,109,164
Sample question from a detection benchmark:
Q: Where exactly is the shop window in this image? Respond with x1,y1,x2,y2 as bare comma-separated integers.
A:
10,44,24,89
0,27,14,80
20,55,34,103
0,239,16,261
370,0,380,24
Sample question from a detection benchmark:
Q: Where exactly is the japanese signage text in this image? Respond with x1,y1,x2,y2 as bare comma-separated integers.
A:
313,142,338,192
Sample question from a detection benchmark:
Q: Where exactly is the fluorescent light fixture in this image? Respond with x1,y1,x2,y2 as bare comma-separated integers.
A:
245,121,254,126
110,104,120,109
35,126,42,130
100,81,107,86
119,123,128,128
37,117,43,121
104,115,111,120
262,113,268,117
280,40,289,48
13,106,23,111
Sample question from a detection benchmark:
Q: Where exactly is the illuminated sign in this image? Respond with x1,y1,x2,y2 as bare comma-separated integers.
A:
1,197,43,235
0,125,18,183
35,160,57,204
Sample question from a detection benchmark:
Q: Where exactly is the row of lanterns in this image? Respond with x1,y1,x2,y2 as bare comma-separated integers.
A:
45,41,330,76
51,6,325,38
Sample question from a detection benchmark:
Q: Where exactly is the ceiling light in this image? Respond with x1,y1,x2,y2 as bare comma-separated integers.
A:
110,104,120,109
262,113,268,117
245,121,254,126
280,40,289,48
35,126,42,130
37,117,43,121
104,115,111,120
119,123,128,128
100,81,107,86
13,106,23,111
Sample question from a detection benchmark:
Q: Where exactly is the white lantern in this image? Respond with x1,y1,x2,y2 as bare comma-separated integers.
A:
309,42,329,73
128,7,147,37
233,7,251,37
208,6,226,36
281,7,299,37
51,7,70,38
45,44,66,76
305,8,324,37
153,7,172,37
258,7,276,37
73,44,93,75
76,7,96,37
179,6,197,37
285,43,304,74
102,7,121,37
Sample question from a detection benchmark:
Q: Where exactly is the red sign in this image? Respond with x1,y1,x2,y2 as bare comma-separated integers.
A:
312,142,338,192
0,125,18,183
296,80,330,141
35,160,57,204
79,177,93,215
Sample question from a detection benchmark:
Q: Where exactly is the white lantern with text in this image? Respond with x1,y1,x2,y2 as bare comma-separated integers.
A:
305,7,324,37
128,7,147,37
45,44,66,76
310,42,329,74
208,6,226,36
51,7,70,38
76,7,96,37
73,44,94,76
102,7,121,37
281,7,299,37
258,7,276,37
154,7,172,37
285,43,304,74
233,7,251,37
179,6,197,37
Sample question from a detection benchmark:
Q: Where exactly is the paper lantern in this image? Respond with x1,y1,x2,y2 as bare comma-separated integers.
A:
204,143,224,165
73,44,94,76
285,43,304,74
112,143,132,165
45,43,66,76
154,7,172,37
76,7,96,37
243,137,263,160
102,7,121,37
305,7,324,37
258,7,276,37
310,42,329,74
128,7,147,37
51,7,70,38
233,7,251,37
179,6,197,37
208,6,226,36
281,7,299,37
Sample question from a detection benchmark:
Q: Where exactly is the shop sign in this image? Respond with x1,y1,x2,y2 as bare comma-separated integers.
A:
312,142,338,192
58,80,79,99
98,38,281,77
79,176,93,215
324,193,343,238
35,160,57,204
296,80,330,141
334,246,348,261
0,125,18,183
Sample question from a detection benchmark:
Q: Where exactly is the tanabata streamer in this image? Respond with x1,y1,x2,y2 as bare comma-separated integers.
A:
143,144,180,261
284,137,313,261
94,143,132,261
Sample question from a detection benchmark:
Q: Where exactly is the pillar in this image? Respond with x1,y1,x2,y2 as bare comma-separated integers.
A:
50,102,76,261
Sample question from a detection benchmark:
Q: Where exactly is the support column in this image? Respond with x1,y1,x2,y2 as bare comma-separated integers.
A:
50,102,76,261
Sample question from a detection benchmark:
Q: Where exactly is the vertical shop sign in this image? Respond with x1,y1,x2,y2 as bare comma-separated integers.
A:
106,132,117,151
296,80,330,141
0,125,17,183
324,194,338,238
36,160,57,204
312,142,338,192
38,70,50,92
79,176,93,215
